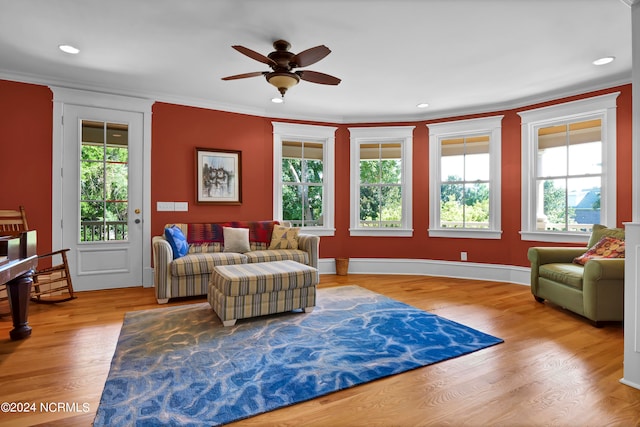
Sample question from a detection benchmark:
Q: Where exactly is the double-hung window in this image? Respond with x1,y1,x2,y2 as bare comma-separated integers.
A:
349,126,414,237
519,93,619,243
428,116,503,239
272,122,337,236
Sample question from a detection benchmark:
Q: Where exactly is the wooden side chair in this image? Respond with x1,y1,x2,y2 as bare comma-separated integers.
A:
0,206,76,305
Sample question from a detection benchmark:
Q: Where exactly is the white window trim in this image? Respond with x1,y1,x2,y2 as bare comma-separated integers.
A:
518,92,619,243
272,122,337,236
349,126,414,237
427,116,504,239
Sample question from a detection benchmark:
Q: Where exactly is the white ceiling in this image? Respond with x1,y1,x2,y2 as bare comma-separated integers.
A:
0,0,632,123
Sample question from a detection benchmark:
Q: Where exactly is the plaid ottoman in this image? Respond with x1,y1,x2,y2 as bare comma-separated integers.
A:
208,260,318,326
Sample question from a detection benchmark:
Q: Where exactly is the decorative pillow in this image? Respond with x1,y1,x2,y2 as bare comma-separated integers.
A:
223,227,250,253
164,226,189,259
588,224,625,248
573,236,625,265
268,225,300,250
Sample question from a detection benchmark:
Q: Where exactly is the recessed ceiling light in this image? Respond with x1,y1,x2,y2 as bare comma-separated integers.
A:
59,44,80,54
592,56,615,66
271,97,284,104
416,103,429,108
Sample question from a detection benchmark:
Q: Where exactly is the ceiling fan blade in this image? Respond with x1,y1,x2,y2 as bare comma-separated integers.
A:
221,71,265,81
291,45,331,68
231,45,276,66
296,70,341,85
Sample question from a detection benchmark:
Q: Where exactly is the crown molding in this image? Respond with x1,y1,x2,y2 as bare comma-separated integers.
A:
620,0,640,6
0,69,632,125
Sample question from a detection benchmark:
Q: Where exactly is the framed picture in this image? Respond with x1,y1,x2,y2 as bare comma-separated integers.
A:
196,148,242,204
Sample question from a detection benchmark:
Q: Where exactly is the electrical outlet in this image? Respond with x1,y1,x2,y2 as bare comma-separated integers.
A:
460,251,468,261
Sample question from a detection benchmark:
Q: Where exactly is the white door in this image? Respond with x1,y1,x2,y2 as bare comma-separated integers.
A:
62,105,143,290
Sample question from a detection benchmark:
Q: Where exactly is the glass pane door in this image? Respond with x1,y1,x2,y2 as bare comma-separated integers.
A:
80,120,129,242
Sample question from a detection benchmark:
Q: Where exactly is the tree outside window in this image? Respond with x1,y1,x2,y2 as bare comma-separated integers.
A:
80,121,129,242
358,143,402,227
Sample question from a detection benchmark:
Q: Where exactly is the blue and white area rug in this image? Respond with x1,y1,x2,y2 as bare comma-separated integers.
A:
94,285,503,426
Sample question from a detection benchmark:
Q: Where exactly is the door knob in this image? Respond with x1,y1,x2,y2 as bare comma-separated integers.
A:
134,219,141,224
134,208,141,214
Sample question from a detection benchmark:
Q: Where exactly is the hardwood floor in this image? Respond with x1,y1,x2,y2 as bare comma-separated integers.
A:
0,275,638,426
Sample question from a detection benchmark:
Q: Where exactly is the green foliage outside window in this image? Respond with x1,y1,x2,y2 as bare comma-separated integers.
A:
80,144,129,241
281,157,323,226
359,156,402,226
440,178,490,227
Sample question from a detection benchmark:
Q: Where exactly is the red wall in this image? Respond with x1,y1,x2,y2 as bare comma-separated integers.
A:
0,80,53,255
1,79,632,269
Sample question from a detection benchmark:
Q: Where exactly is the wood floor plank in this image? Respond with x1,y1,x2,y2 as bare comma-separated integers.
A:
0,274,638,426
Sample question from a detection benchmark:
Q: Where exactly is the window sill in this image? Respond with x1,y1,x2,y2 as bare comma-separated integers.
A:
349,228,413,237
520,231,589,244
298,227,335,237
428,229,503,239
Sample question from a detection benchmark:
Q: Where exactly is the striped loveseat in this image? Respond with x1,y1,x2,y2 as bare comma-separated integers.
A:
152,221,319,304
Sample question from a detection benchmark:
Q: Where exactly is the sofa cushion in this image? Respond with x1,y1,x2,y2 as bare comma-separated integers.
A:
171,252,248,277
164,226,189,259
223,227,250,253
574,236,625,265
539,263,584,290
188,241,222,254
588,224,625,248
268,225,300,249
244,249,309,265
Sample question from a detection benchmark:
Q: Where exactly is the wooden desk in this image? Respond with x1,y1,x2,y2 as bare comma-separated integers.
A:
0,231,37,340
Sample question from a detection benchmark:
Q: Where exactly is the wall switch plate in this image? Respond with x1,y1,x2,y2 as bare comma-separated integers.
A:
174,202,188,211
157,202,174,211
460,251,468,261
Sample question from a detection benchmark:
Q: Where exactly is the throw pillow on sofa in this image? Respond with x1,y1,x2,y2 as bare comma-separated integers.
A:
223,227,251,253
165,225,189,259
268,225,300,249
573,236,625,265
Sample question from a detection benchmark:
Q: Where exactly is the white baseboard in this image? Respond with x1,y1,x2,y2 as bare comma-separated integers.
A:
318,257,531,286
620,378,640,390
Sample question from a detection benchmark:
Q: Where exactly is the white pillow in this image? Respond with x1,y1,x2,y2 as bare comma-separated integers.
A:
223,227,250,253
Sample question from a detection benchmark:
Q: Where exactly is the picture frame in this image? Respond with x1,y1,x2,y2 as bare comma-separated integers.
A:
195,148,242,204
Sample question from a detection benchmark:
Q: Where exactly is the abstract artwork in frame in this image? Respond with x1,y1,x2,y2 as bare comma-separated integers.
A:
196,148,242,204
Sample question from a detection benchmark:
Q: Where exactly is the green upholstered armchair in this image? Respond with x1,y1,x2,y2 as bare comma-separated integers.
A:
527,225,625,327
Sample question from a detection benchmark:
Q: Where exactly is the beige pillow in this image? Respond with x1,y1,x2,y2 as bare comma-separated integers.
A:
223,227,250,253
588,224,625,248
268,225,300,249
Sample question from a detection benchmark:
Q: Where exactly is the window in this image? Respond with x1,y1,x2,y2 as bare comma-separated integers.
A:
428,116,503,239
80,120,129,242
272,122,336,236
519,93,619,243
349,126,414,236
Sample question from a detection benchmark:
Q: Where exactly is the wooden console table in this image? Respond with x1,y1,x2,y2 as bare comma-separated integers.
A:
0,230,37,340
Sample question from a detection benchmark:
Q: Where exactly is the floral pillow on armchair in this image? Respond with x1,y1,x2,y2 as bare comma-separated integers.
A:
573,236,625,265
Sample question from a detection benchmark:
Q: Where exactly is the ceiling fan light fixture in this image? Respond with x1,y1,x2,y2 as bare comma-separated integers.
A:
271,97,284,104
266,72,300,96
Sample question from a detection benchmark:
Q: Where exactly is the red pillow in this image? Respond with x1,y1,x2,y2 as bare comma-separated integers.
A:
573,236,625,265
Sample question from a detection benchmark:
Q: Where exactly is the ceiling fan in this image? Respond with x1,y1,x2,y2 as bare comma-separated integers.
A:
221,40,341,98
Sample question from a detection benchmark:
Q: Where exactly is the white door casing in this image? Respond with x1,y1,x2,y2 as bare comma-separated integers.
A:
51,87,153,289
